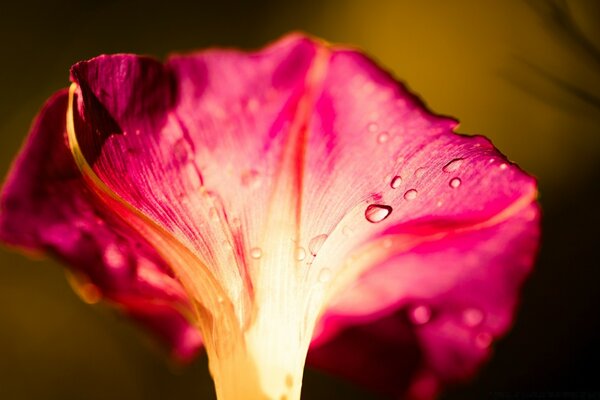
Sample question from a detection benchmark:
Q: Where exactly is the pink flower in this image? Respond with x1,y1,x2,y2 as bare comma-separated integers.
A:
0,34,540,399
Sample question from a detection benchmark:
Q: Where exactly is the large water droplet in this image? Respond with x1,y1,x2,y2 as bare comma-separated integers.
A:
462,308,484,327
404,189,418,201
295,246,306,261
443,158,463,172
449,177,461,188
309,234,328,255
250,247,262,259
365,204,392,223
409,305,431,325
390,175,402,189
377,132,389,144
318,268,332,283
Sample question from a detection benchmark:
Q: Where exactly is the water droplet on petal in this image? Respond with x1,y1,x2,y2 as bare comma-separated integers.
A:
462,308,484,327
104,244,127,270
475,332,493,348
365,204,392,223
409,305,431,325
414,167,426,178
499,163,508,170
241,169,261,189
449,177,461,188
295,246,306,261
436,199,443,207
443,158,464,172
309,234,328,255
390,175,402,189
377,132,389,144
250,247,262,259
404,189,418,201
318,268,332,283
367,122,379,133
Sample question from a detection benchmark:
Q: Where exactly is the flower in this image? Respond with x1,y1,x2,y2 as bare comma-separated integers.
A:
0,33,540,399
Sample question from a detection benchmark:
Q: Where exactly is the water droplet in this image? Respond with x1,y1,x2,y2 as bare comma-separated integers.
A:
475,332,493,348
499,163,508,170
308,234,328,255
409,305,431,325
443,158,464,173
173,138,191,163
295,246,306,261
404,189,418,201
250,247,262,259
103,244,127,270
390,175,402,189
241,169,261,189
365,204,392,223
449,177,461,188
367,122,379,133
285,374,294,388
462,308,484,327
318,268,332,283
414,167,426,178
377,132,389,144
436,199,443,207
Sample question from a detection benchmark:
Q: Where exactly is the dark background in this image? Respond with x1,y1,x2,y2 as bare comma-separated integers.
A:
0,1,599,399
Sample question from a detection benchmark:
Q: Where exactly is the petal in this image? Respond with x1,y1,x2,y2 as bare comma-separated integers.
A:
309,203,540,398
0,90,200,360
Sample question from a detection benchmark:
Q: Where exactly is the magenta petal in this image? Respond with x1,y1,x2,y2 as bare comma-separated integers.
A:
0,90,201,360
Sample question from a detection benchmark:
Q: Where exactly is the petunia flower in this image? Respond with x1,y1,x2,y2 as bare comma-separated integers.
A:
0,34,540,400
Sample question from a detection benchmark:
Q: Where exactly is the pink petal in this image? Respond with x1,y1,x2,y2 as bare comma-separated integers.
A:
0,90,201,361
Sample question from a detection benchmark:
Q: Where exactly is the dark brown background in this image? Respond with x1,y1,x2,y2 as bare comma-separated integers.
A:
1,1,599,399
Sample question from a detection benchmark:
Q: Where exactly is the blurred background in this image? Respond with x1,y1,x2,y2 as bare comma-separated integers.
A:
0,0,599,399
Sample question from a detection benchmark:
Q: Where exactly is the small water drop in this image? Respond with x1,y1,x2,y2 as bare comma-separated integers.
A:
475,332,493,348
295,246,306,261
414,167,426,178
409,305,431,325
173,138,191,163
250,247,262,259
436,199,443,207
462,308,484,327
404,189,418,201
449,177,461,188
499,163,508,170
390,175,402,189
443,158,464,173
377,132,389,144
308,234,328,255
365,204,393,223
367,122,379,133
318,268,332,283
382,238,393,248
241,169,261,189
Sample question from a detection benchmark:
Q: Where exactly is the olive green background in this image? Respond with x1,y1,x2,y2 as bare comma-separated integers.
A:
1,1,599,399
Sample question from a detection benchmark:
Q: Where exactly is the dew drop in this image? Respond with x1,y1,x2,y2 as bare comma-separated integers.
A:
409,305,431,325
390,175,402,189
367,122,379,133
499,163,508,170
449,177,461,188
475,332,493,349
414,167,426,178
308,234,328,255
462,308,484,327
318,268,332,283
365,204,393,223
404,189,418,201
295,246,306,261
241,169,261,189
443,158,464,173
250,247,262,259
377,132,389,144
436,199,443,207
